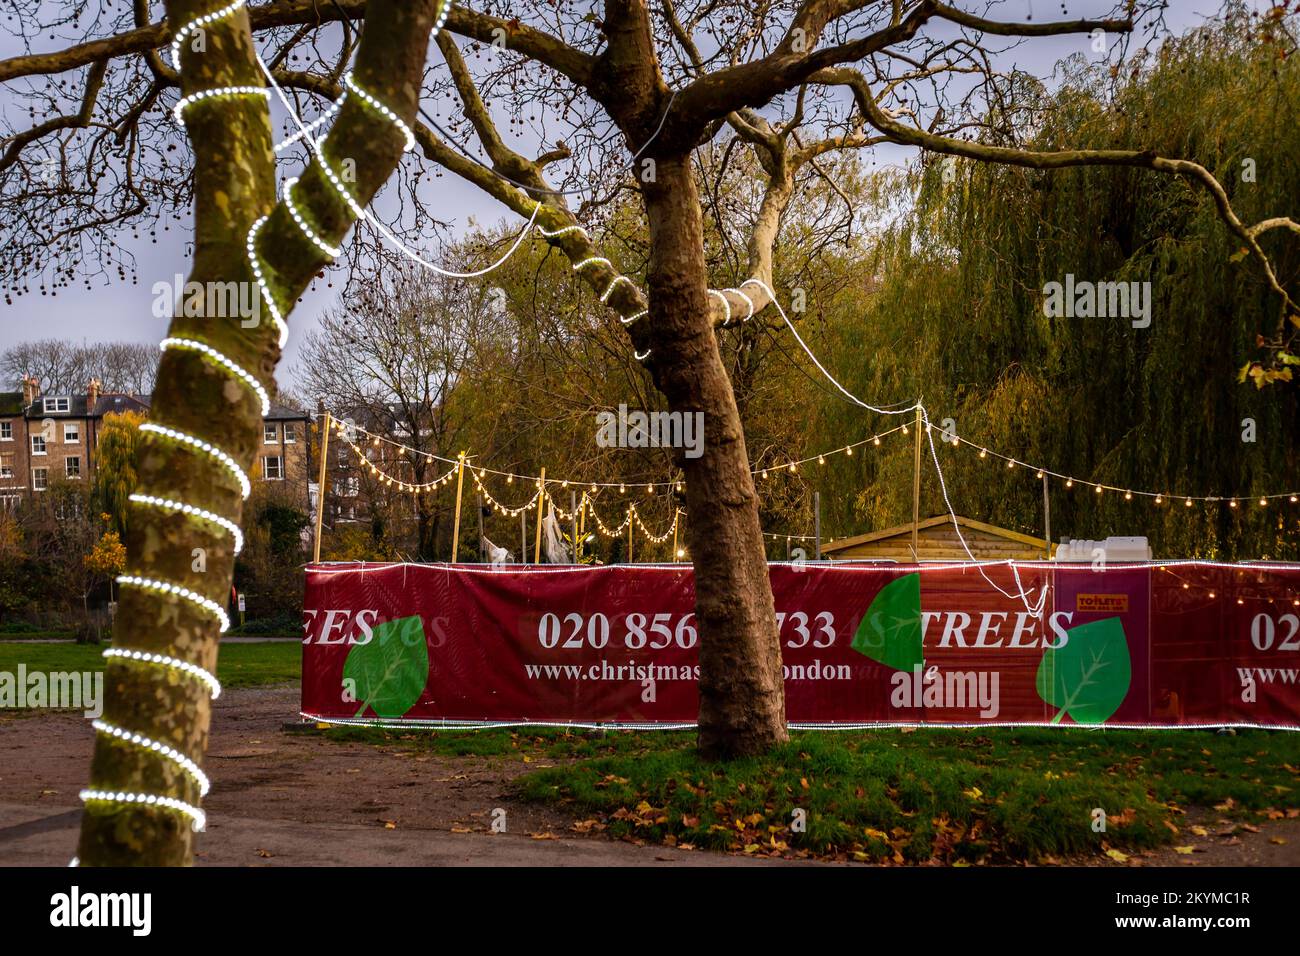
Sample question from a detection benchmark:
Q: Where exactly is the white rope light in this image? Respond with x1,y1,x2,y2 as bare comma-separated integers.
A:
752,278,1045,614
117,575,231,634
281,176,341,257
708,289,732,326
344,72,415,151
274,91,346,153
129,493,244,555
139,423,251,499
257,41,542,281
159,337,270,416
79,789,206,832
537,222,590,240
169,0,246,70
87,0,272,860
244,215,290,349
259,49,650,346
600,274,637,304
533,221,647,323
92,720,211,797
725,287,756,321
103,648,222,700
172,85,270,126
634,348,652,361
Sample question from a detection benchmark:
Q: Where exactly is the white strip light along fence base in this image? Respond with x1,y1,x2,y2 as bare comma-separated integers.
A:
299,713,1300,734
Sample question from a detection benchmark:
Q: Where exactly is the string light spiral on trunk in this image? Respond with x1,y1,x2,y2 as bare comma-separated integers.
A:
82,0,281,851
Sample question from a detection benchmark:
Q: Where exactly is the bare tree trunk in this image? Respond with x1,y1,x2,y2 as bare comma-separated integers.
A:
642,155,787,758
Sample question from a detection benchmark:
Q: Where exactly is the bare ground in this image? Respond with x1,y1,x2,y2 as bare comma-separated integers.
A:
0,686,801,866
1,686,1297,867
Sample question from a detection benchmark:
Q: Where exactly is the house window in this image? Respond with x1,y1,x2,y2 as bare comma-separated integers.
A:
31,435,46,456
333,476,359,497
32,467,48,491
0,422,11,441
0,453,12,479
63,422,80,444
264,423,278,444
43,397,70,414
0,495,19,514
283,422,297,444
65,457,81,478
262,455,284,480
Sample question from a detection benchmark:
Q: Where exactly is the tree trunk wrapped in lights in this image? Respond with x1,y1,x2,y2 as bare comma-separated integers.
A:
76,0,447,867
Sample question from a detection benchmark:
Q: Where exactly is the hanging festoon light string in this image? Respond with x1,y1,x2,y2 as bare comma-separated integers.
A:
629,504,680,545
755,422,909,480
336,418,679,491
333,414,918,494
330,419,459,493
749,279,1048,616
943,433,1299,509
470,467,545,519
585,498,635,539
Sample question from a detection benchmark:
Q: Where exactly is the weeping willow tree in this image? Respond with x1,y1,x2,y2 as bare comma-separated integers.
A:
91,411,145,539
805,10,1299,560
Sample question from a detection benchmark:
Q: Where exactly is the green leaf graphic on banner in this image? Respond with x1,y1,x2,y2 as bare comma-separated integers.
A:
1035,617,1131,725
343,615,429,718
850,572,923,672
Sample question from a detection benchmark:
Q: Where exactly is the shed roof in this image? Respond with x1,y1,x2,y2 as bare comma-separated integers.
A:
822,514,1047,556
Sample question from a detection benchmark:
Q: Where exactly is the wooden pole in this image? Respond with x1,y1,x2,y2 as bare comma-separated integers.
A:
521,508,527,561
671,509,679,561
910,405,923,562
533,467,546,563
814,491,822,560
450,451,466,563
570,490,578,564
312,411,331,564
627,509,634,564
577,493,586,561
1042,472,1052,559
476,492,484,562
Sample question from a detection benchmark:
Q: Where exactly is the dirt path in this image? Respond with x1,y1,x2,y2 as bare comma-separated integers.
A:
0,686,804,866
2,687,1298,866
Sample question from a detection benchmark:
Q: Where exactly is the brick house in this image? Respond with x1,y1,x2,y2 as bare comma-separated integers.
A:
0,377,311,511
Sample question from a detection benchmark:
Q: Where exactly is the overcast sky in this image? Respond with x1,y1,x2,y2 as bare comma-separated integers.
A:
0,1,1240,386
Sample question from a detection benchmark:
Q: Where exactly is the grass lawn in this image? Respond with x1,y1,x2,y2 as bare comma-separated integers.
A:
0,640,300,689
322,723,1300,863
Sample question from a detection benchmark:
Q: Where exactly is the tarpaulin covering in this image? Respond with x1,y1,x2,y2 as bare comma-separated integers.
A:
301,561,1300,729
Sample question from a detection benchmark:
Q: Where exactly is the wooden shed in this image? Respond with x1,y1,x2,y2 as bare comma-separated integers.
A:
821,515,1048,562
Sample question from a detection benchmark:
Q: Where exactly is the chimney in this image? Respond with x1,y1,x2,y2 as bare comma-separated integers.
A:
21,375,38,408
87,378,102,412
